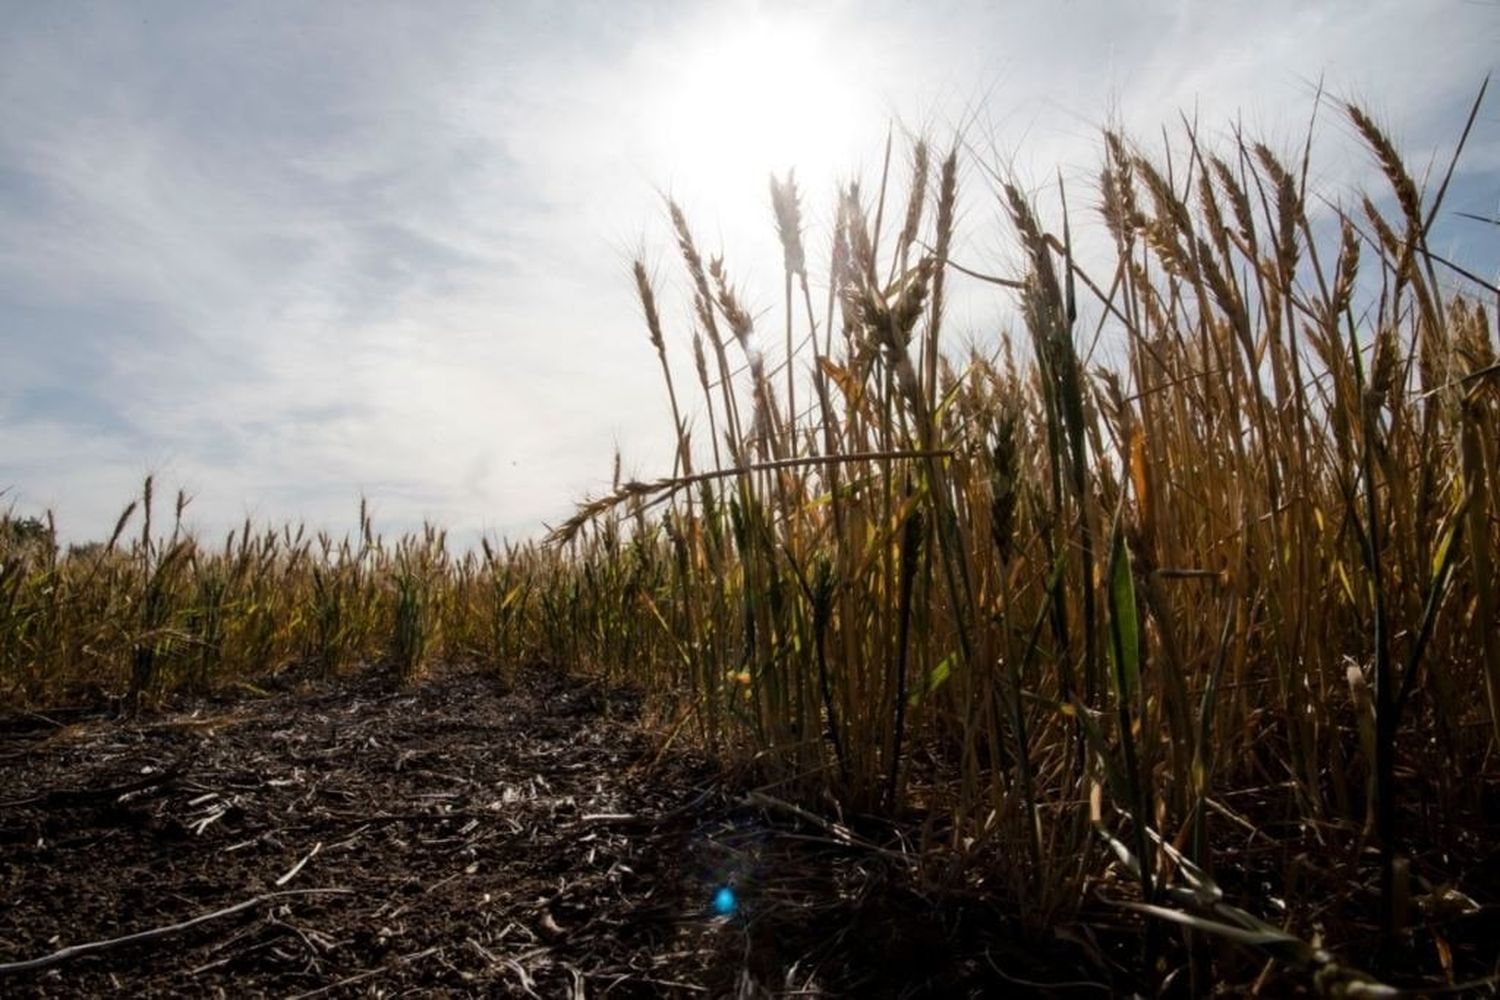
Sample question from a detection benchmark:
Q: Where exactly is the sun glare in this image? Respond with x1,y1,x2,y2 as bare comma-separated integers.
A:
650,11,868,209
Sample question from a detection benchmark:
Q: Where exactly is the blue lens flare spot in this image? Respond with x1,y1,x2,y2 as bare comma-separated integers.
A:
712,886,737,916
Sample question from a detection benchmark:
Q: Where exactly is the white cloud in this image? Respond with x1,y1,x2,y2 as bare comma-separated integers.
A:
1,0,1494,544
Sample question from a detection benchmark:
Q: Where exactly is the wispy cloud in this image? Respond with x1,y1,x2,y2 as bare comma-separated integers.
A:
1,0,1494,543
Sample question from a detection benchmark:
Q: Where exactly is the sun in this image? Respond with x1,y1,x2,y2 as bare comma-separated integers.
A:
647,8,869,210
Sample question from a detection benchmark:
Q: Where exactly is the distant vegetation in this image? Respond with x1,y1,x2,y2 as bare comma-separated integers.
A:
3,91,1496,992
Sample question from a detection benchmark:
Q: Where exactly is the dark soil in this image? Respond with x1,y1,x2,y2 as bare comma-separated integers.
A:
0,665,1100,998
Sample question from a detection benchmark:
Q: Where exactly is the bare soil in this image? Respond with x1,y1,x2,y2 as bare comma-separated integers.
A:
0,665,1098,998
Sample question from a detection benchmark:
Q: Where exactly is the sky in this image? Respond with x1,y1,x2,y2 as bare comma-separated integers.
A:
1,0,1497,546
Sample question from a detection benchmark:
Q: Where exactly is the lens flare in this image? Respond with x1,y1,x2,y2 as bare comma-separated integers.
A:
712,886,737,916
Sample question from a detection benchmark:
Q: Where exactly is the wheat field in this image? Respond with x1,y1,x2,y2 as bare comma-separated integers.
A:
4,91,1497,992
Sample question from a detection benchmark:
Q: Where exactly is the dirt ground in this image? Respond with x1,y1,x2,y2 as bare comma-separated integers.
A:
0,664,1103,998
